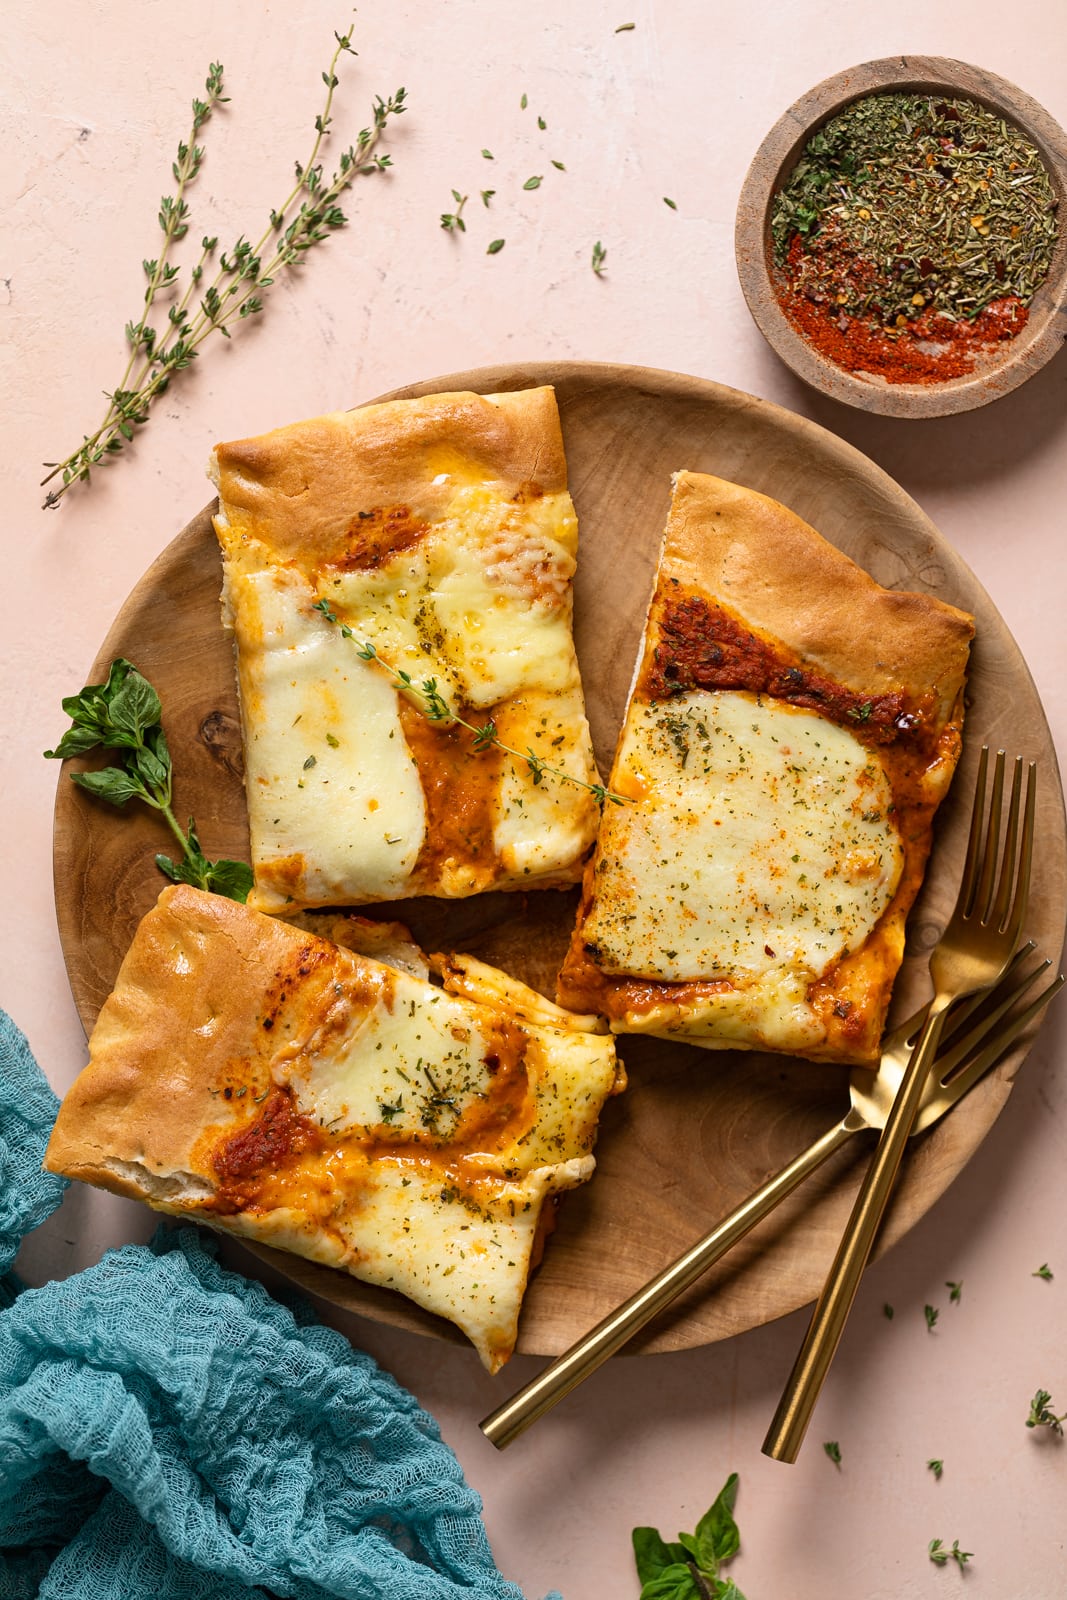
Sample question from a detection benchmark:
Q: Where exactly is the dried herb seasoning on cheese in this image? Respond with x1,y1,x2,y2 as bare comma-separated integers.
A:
770,91,1058,383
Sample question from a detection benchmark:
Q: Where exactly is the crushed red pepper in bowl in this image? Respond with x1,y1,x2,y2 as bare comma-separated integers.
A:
769,91,1058,384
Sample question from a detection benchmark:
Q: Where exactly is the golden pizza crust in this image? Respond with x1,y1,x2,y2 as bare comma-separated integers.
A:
658,472,974,713
211,387,569,570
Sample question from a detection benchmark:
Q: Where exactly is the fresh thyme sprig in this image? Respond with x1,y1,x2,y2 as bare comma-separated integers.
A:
1026,1389,1066,1434
44,658,252,900
311,598,625,807
42,31,406,507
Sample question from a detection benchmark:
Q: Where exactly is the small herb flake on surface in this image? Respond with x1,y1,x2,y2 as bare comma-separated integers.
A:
1033,1263,1054,1281
883,1303,895,1320
486,238,505,254
823,1441,842,1468
664,196,678,209
520,92,528,109
551,159,566,171
523,175,542,190
946,1281,962,1304
481,189,495,206
537,115,546,129
481,148,494,159
928,1459,944,1479
591,240,607,275
615,21,636,29
924,1304,939,1332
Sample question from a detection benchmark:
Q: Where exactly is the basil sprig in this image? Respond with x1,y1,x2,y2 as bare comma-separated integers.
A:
45,657,252,902
632,1473,746,1600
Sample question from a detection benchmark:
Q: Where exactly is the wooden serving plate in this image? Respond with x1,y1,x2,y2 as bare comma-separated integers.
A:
735,57,1067,418
54,361,1067,1357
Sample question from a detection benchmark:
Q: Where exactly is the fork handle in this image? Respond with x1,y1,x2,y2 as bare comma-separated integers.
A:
480,1114,857,1449
762,995,953,1463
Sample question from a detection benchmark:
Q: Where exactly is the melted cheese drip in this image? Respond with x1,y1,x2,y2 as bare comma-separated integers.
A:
583,691,904,985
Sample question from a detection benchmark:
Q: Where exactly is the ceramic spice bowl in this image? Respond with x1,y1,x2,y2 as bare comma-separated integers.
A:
734,57,1067,417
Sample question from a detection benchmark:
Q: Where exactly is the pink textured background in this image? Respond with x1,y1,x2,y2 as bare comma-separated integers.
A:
4,3,1066,1595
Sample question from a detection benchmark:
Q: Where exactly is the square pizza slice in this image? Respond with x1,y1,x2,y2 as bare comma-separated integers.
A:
556,471,975,1064
45,886,622,1373
210,386,601,913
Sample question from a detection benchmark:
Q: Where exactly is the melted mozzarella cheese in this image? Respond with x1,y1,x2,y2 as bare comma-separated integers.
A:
221,479,599,910
582,691,903,985
230,568,425,910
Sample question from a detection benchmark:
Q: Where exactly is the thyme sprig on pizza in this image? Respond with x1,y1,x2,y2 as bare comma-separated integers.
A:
44,658,252,902
42,30,406,508
312,597,626,807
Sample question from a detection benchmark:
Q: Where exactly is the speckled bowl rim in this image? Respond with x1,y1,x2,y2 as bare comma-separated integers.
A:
735,56,1067,417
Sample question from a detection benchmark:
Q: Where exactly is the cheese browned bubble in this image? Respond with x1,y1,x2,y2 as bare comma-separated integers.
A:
44,886,623,1372
210,387,601,912
557,471,974,1064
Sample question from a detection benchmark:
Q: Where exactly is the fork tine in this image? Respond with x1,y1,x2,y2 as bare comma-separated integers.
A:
990,757,1023,931
935,955,1050,1085
935,970,1063,1103
958,745,989,918
1005,762,1037,943
973,749,1005,923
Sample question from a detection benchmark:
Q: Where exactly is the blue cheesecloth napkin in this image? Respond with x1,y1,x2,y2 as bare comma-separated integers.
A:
0,1007,559,1600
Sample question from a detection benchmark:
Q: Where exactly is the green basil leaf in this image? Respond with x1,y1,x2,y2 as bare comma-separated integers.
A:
693,1473,741,1568
633,1529,688,1583
716,1579,748,1600
134,744,169,791
677,1533,708,1571
105,667,162,745
638,1565,701,1600
205,858,254,903
72,766,149,807
44,724,106,760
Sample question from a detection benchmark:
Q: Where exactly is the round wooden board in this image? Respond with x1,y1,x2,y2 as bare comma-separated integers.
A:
54,361,1067,1358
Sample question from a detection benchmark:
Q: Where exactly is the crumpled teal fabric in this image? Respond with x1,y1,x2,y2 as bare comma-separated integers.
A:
0,1008,554,1600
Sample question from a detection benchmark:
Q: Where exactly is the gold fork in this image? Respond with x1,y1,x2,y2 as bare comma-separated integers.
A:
480,944,1059,1449
763,747,1037,1461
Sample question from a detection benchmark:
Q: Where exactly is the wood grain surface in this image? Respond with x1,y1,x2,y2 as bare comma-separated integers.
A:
735,57,1067,417
52,361,1067,1357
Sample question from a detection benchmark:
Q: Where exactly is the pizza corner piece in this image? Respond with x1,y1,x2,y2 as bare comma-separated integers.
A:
44,884,623,1374
557,470,975,1065
208,385,602,914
